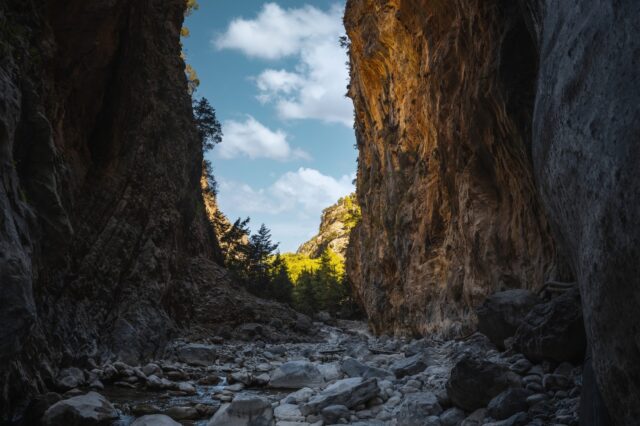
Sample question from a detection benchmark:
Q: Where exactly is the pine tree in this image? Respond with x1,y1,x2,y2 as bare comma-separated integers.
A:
268,254,294,305
193,97,222,151
294,270,319,315
222,217,251,273
246,224,279,295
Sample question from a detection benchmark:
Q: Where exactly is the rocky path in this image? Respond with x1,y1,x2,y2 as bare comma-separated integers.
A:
37,317,581,426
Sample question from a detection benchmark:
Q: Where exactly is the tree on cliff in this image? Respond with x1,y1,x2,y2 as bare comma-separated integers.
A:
193,97,222,151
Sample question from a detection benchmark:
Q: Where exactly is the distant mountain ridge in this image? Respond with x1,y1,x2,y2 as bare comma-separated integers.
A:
297,193,360,258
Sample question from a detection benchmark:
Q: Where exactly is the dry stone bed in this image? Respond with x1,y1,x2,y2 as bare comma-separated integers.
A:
34,302,582,426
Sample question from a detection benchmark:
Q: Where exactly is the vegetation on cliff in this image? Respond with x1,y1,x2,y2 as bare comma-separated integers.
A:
297,193,360,258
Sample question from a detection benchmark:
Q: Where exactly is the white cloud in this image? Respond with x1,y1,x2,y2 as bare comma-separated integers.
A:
215,3,353,127
218,116,309,161
218,167,354,215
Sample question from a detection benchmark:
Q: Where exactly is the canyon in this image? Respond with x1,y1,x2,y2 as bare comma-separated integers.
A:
0,0,638,425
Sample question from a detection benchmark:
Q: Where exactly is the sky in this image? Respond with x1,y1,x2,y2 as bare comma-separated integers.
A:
183,1,356,252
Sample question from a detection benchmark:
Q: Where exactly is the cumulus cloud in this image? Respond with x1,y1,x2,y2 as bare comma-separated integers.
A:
218,167,354,215
214,3,353,127
218,116,309,161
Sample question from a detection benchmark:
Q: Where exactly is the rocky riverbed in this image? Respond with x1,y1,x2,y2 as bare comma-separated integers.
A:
34,307,582,426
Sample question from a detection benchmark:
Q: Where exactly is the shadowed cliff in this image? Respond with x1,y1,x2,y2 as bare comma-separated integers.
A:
0,0,306,420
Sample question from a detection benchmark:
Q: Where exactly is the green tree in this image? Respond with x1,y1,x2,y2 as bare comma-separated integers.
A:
267,254,294,305
193,97,222,151
222,217,251,272
294,270,319,315
316,248,346,313
246,224,279,292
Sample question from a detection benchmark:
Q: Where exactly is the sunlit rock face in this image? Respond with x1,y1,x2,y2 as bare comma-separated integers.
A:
344,0,563,337
297,194,359,259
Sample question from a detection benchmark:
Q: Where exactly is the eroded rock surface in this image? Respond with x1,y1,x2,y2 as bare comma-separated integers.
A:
344,0,562,338
527,0,640,423
0,0,307,420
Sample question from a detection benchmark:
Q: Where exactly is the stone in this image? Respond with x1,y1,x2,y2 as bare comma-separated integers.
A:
142,363,161,377
487,388,531,420
439,407,466,426
391,354,428,378
199,374,221,385
483,412,528,426
320,404,350,423
230,371,253,386
269,361,324,389
132,403,162,416
176,343,218,366
254,373,270,386
300,377,379,415
476,290,542,349
283,387,315,404
41,392,118,426
165,406,199,420
341,357,392,379
131,415,181,426
274,403,304,422
207,395,275,426
395,392,443,425
23,393,63,425
317,362,342,382
460,409,486,426
513,289,586,363
56,367,85,391
542,374,571,391
446,354,511,411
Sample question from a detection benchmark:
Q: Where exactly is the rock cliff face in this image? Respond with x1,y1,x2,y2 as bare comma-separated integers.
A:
0,0,303,421
345,0,563,337
345,0,640,424
527,1,640,424
297,194,360,258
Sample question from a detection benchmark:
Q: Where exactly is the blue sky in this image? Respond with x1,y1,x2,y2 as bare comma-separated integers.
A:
183,1,356,252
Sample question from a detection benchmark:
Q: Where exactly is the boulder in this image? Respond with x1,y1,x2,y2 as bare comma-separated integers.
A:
175,343,218,366
446,354,511,411
24,392,63,425
273,403,304,422
440,407,466,426
476,290,541,349
56,367,85,391
513,288,586,362
142,363,161,377
41,392,118,426
300,377,379,415
395,392,443,426
486,388,531,420
321,404,350,423
341,357,392,379
390,353,428,378
132,415,181,426
207,395,274,426
164,406,199,420
269,361,324,389
317,361,342,382
483,412,528,426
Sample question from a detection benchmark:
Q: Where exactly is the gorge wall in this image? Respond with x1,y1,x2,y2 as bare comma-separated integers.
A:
0,0,304,421
346,0,640,424
345,0,562,338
